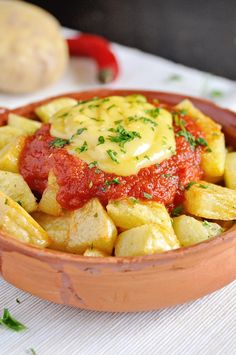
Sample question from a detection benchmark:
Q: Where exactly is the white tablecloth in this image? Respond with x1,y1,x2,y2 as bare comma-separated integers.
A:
0,28,236,355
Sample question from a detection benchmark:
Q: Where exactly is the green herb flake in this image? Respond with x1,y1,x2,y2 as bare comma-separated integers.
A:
144,107,160,118
76,141,88,153
107,149,119,163
108,125,141,148
97,136,105,145
198,184,208,189
171,205,183,217
143,192,153,200
167,74,182,81
17,200,22,206
94,213,98,218
161,174,172,178
130,197,139,204
185,181,197,190
105,178,120,186
114,119,123,125
144,155,150,160
107,104,116,111
49,138,70,149
0,309,27,332
202,220,211,228
195,137,208,147
88,161,98,169
210,90,224,98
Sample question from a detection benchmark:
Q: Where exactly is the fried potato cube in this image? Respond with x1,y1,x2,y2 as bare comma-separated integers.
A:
0,126,23,149
0,136,26,173
115,224,179,257
8,113,41,134
32,211,70,251
173,215,222,247
0,170,37,212
107,198,173,231
38,171,62,216
184,180,236,220
224,152,236,190
35,98,78,123
83,248,108,257
68,198,117,255
0,191,49,248
175,99,226,182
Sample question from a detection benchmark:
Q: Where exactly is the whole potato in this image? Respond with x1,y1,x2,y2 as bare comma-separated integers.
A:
0,0,68,94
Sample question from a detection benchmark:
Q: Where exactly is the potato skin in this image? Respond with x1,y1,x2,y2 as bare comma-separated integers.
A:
0,0,68,93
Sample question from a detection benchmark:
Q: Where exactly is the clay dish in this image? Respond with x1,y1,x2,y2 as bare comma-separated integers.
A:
0,89,236,312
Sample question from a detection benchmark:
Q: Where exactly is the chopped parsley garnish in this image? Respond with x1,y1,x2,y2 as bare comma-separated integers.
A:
198,184,208,189
185,181,197,190
128,116,158,127
88,161,98,169
76,141,88,153
130,197,139,204
210,90,224,98
27,348,37,355
70,127,87,141
174,115,186,130
114,119,123,125
0,309,27,332
167,74,182,81
144,155,150,160
97,136,105,145
17,200,22,206
144,107,160,118
94,212,98,218
143,192,153,199
107,104,116,111
202,220,211,228
105,178,120,186
179,109,188,116
161,174,172,178
108,125,141,148
107,149,119,163
49,138,69,148
195,137,208,147
171,205,183,217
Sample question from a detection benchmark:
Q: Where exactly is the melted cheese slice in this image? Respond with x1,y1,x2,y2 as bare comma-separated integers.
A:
50,95,176,176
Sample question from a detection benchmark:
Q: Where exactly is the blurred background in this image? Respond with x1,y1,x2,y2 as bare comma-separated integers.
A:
29,0,236,79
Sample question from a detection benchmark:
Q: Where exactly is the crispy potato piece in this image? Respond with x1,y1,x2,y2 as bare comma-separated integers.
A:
0,170,37,212
38,171,62,216
35,98,78,123
173,215,222,247
224,152,236,190
107,198,173,231
184,180,236,220
0,191,49,248
68,198,117,255
83,248,108,257
0,126,24,149
175,99,226,182
32,211,70,251
115,224,179,257
0,136,26,173
8,113,41,134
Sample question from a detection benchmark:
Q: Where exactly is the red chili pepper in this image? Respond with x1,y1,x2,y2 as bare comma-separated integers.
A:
67,34,119,83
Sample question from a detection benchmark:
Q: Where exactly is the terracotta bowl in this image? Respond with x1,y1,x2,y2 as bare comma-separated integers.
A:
0,89,236,312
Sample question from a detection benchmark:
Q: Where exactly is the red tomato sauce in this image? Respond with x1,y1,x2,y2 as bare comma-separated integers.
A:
19,111,204,211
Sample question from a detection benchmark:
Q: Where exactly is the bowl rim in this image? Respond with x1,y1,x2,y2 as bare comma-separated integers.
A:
1,88,236,268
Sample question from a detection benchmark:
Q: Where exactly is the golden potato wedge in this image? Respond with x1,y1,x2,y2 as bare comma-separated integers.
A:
83,248,108,257
0,191,49,248
224,152,236,190
184,180,236,220
0,126,24,149
107,198,173,231
173,215,222,247
35,97,78,123
38,171,62,216
0,136,26,173
0,170,37,212
8,113,41,135
68,198,117,255
115,224,179,257
32,211,70,251
175,99,226,182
